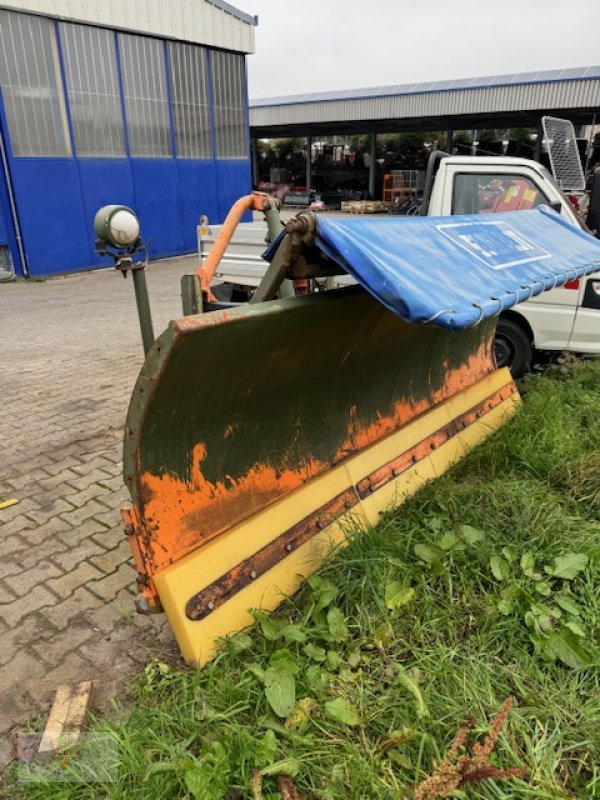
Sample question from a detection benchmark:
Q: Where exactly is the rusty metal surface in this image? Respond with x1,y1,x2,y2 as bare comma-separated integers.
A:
356,382,517,498
182,381,515,621
185,487,358,620
123,286,497,585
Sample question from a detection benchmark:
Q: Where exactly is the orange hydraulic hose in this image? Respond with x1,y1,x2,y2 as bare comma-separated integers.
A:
197,192,280,301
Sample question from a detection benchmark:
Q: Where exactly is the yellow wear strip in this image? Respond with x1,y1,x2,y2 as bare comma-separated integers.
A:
155,368,519,665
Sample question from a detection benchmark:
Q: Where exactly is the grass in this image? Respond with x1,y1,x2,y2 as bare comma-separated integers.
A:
6,359,600,800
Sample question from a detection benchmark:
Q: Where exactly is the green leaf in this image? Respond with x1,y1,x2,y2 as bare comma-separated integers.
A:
414,543,443,565
285,697,316,731
520,552,535,576
326,651,344,671
327,607,349,642
428,516,443,532
347,650,361,668
264,666,296,718
303,643,327,662
543,628,593,669
260,757,300,777
308,575,338,613
224,633,253,655
247,663,266,682
251,610,284,641
438,531,465,551
280,624,307,644
534,581,552,596
397,667,428,718
502,546,518,563
490,555,509,581
324,697,361,726
524,611,536,629
564,620,586,638
497,598,513,615
387,750,413,770
269,649,299,675
457,524,484,545
305,665,329,692
537,614,554,632
372,622,394,648
256,730,278,768
385,581,416,610
555,594,582,616
546,553,589,580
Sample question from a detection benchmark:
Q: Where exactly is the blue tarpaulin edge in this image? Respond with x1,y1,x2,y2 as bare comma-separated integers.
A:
311,207,600,330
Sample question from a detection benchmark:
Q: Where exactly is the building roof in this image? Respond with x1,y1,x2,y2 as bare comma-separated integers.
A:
207,0,257,26
251,66,600,107
250,66,600,135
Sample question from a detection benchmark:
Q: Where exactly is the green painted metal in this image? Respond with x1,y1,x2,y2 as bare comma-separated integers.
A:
131,268,155,355
181,274,203,316
124,286,495,529
249,238,290,303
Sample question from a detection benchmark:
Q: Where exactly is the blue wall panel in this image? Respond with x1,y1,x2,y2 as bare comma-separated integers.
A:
10,159,90,276
0,167,20,273
4,156,251,275
78,159,136,265
215,160,252,220
177,160,218,252
129,160,182,259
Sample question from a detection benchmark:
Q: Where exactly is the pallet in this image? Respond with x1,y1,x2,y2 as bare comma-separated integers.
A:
340,201,392,214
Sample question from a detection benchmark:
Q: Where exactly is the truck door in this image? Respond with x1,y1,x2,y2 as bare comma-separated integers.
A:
448,169,580,351
568,276,600,353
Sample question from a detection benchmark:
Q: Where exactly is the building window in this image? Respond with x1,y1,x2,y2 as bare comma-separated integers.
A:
118,33,172,158
168,42,211,159
60,23,125,158
0,10,71,157
211,51,248,159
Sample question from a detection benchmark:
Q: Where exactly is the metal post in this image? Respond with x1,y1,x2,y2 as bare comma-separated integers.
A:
263,205,294,298
369,132,377,199
251,138,259,187
132,268,155,356
305,135,312,193
534,119,543,162
264,206,281,244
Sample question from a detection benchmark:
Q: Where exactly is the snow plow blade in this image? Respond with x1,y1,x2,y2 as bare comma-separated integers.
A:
123,293,516,664
122,203,600,665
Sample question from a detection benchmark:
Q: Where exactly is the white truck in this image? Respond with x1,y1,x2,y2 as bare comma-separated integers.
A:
200,140,600,378
420,152,600,376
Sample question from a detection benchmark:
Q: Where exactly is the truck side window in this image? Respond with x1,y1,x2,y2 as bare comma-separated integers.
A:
452,173,550,215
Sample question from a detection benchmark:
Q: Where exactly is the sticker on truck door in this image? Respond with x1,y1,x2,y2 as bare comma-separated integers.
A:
436,220,551,269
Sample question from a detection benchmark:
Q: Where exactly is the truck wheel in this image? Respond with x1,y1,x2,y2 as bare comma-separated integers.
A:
494,318,533,378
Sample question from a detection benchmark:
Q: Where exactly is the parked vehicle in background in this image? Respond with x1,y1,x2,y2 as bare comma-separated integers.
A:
199,120,600,377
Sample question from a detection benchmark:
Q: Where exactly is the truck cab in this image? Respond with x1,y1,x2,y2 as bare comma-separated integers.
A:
427,156,600,376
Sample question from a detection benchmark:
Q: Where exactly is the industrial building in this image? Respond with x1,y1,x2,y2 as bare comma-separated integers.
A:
0,0,256,277
250,67,600,199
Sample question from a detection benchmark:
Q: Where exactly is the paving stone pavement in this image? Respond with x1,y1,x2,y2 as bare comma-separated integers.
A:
0,255,201,772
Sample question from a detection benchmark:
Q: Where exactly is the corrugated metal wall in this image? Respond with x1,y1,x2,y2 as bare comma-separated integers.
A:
0,7,252,276
250,79,600,128
0,0,256,53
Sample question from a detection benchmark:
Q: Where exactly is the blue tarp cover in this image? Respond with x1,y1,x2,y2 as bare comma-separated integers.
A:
314,207,600,330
